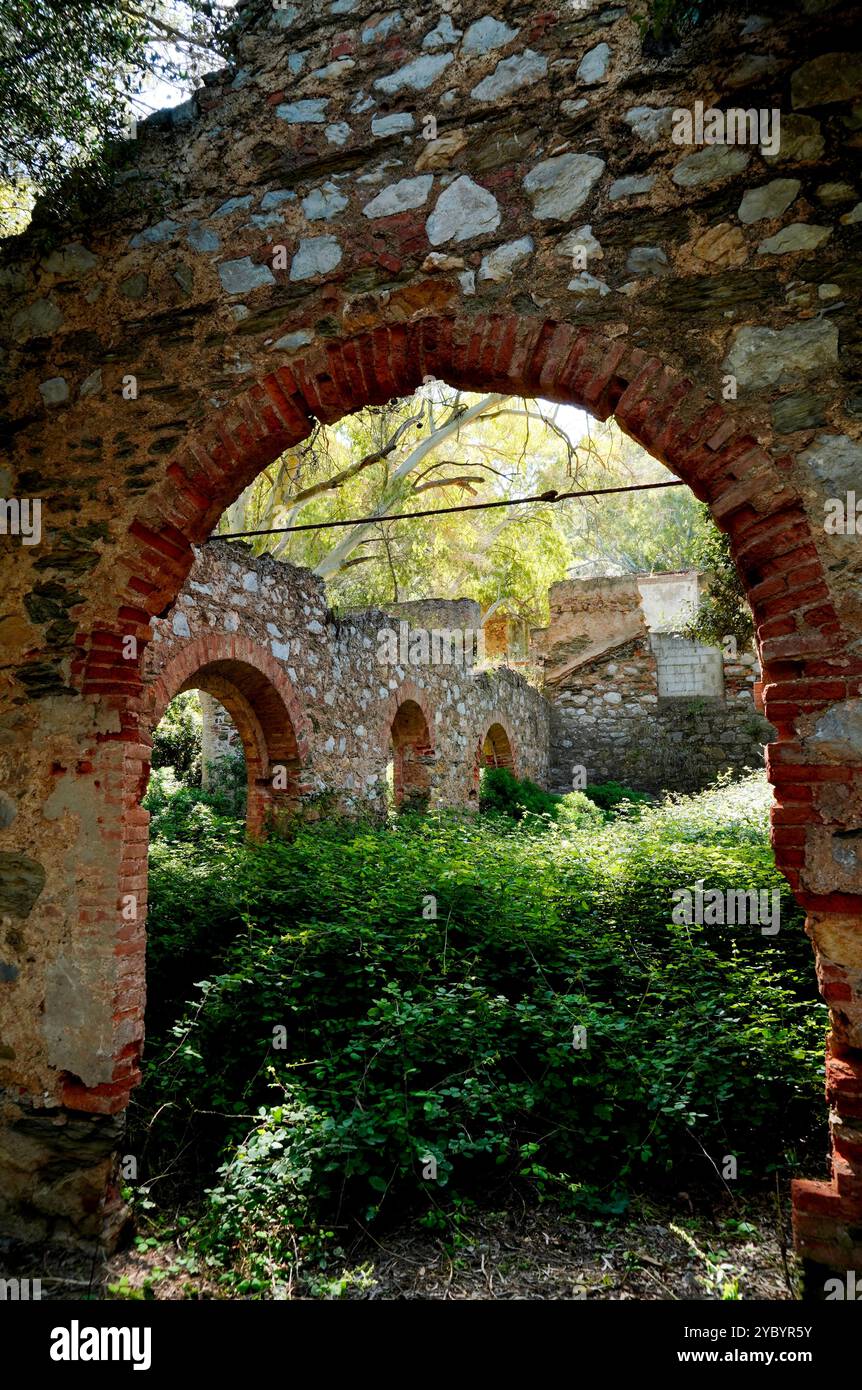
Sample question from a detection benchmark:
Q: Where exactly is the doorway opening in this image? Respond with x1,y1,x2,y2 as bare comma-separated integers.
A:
146,643,304,838
389,698,435,812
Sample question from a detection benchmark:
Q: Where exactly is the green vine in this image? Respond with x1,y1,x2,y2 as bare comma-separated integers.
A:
636,0,722,42
684,505,756,652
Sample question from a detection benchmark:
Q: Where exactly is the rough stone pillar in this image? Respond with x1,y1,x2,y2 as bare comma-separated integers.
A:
199,690,219,792
0,695,146,1249
793,913,862,1290
199,690,242,791
761,688,862,1286
394,737,435,808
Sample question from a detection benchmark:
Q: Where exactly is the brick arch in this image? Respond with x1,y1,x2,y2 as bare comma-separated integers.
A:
469,712,518,803
6,309,862,1271
92,314,845,703
97,315,852,909
378,677,437,745
380,679,436,809
72,315,860,1272
146,633,311,838
82,315,848,733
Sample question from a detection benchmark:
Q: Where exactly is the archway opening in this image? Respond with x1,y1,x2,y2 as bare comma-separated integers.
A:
121,344,845,1277
389,698,434,812
148,654,302,838
147,690,248,823
470,720,517,806
199,691,247,816
482,722,515,773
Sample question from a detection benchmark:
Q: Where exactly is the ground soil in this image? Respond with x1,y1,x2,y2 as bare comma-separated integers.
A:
23,1188,798,1301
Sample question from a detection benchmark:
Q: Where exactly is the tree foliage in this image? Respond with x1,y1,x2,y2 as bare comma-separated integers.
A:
554,425,709,577
684,504,755,651
0,0,230,232
218,388,713,627
150,690,202,780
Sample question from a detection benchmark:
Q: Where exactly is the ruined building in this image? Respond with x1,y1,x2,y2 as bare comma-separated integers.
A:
1,0,861,1277
186,555,771,805
535,570,772,793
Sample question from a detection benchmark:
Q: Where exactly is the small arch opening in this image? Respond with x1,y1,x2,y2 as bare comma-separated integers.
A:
470,720,517,804
482,722,515,772
389,698,434,812
148,689,248,822
148,654,302,837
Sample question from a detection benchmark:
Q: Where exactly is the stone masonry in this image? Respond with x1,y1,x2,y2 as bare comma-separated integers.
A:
1,0,862,1274
199,690,242,773
536,573,774,794
146,538,548,827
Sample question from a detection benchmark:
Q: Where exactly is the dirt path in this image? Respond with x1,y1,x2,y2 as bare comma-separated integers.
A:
324,1194,796,1301
82,1190,798,1301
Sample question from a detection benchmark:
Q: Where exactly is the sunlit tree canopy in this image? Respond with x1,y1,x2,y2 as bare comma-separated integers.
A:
217,385,713,625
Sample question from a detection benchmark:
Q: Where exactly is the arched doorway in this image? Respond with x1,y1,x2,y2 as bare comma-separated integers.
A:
104,323,862,1273
2,0,860,1268
470,717,517,804
198,691,245,813
481,721,515,773
2,313,860,1265
146,634,308,838
147,687,247,816
388,696,435,811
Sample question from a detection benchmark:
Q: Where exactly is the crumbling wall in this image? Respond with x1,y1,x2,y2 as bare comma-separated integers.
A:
146,539,549,815
539,574,772,793
549,635,772,794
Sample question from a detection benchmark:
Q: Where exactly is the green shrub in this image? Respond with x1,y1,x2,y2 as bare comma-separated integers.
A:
150,692,203,782
136,774,824,1287
144,765,246,841
479,765,558,818
553,790,607,831
584,780,652,815
203,749,247,819
479,766,603,831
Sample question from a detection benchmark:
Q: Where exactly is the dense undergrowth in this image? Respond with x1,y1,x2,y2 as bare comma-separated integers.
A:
477,764,651,823
131,771,825,1294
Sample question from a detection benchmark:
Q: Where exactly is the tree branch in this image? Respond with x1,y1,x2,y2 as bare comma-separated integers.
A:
283,408,424,508
411,475,485,496
313,394,510,579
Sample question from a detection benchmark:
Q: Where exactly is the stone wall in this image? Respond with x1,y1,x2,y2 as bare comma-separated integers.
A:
548,635,771,794
146,538,549,818
199,690,241,783
538,574,773,794
1,0,861,1269
159,555,771,806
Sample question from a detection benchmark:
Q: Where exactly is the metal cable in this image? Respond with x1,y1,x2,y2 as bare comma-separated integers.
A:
219,478,685,539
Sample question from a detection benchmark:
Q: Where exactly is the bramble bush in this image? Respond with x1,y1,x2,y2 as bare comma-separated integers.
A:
203,748,247,819
583,780,652,816
134,772,825,1289
144,768,246,844
479,764,605,829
